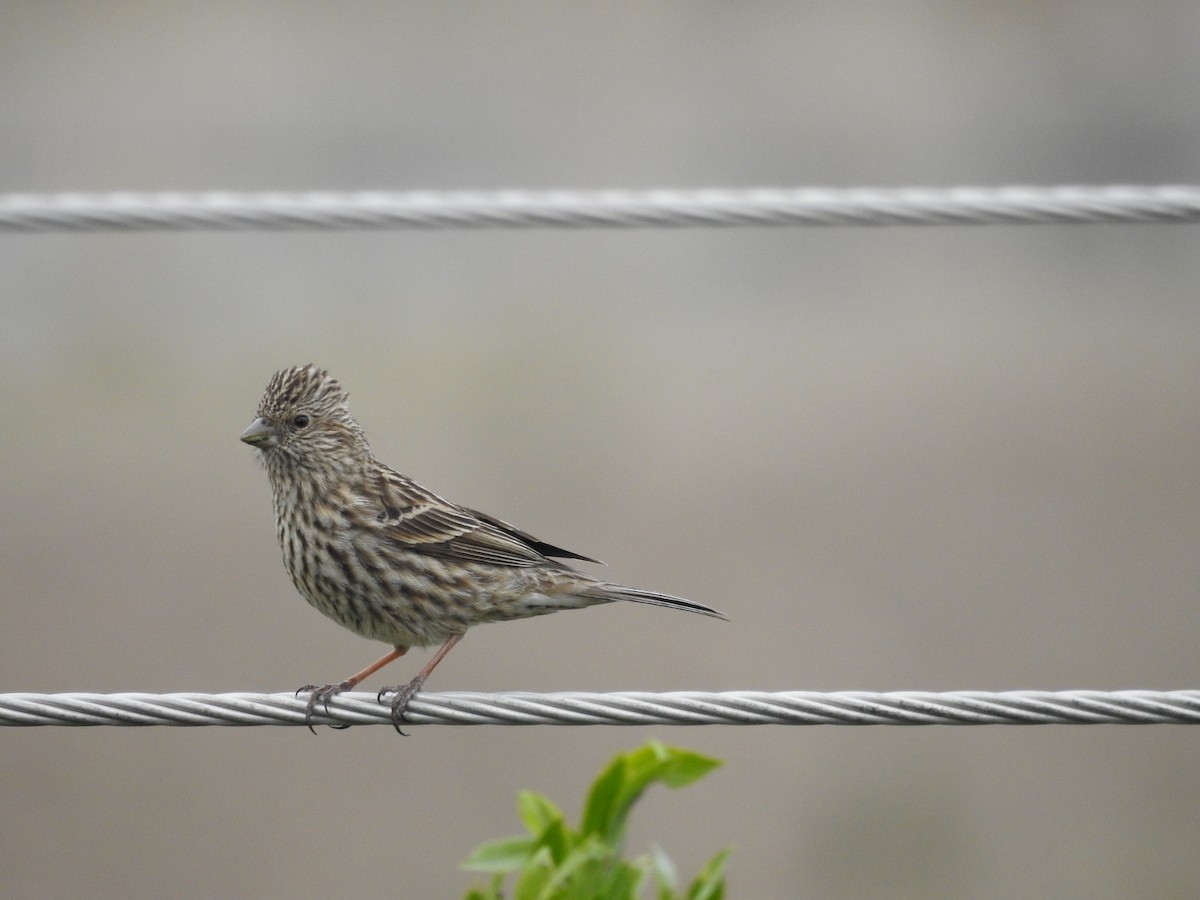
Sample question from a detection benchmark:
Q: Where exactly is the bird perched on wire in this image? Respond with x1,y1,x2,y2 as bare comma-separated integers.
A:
240,364,726,731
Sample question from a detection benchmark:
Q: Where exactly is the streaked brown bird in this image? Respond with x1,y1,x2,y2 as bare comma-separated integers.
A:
241,365,726,730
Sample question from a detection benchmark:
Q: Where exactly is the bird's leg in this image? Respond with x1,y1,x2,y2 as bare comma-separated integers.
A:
378,632,464,733
298,645,409,733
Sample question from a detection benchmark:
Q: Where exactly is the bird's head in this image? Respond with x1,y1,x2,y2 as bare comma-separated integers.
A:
241,365,368,469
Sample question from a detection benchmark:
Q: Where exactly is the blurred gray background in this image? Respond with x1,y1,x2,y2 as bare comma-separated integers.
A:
2,4,1199,898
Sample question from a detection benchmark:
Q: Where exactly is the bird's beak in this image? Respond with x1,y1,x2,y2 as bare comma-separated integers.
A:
240,417,278,448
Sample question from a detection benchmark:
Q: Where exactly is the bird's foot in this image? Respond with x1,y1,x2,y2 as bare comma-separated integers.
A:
377,675,426,736
296,681,355,733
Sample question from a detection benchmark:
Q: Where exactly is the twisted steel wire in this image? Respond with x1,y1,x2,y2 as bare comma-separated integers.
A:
5,191,1196,729
3,691,1200,727
2,185,1199,232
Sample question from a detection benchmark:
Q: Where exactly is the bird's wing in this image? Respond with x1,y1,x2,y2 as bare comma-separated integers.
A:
373,469,598,568
466,508,602,565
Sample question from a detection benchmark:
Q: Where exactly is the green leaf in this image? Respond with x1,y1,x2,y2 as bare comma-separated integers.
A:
626,741,722,790
583,741,723,845
579,752,628,841
462,873,505,900
534,817,573,866
529,835,612,900
512,846,555,900
461,836,536,873
518,790,565,837
686,848,731,900
602,858,648,900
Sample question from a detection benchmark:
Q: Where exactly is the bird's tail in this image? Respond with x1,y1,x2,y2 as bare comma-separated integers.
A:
580,583,728,620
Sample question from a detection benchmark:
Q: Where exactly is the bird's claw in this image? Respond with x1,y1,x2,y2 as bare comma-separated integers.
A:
297,681,353,733
377,677,425,736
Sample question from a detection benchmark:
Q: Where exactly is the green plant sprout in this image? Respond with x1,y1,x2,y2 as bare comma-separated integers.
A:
462,741,730,900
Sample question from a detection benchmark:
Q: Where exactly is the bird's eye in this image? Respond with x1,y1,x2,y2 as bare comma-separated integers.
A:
292,414,310,429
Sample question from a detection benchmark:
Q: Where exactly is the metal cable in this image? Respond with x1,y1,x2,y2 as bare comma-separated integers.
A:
2,186,1199,232
3,690,1199,727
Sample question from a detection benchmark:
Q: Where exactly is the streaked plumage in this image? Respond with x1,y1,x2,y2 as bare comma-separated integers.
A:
241,364,725,729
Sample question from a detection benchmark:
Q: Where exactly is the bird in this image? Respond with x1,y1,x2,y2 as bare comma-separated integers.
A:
240,364,726,731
